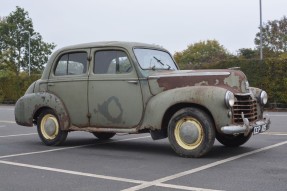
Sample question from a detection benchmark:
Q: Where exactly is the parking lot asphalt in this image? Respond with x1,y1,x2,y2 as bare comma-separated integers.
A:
0,105,286,191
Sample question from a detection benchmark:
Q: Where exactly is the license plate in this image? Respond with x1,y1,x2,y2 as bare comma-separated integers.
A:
253,124,267,135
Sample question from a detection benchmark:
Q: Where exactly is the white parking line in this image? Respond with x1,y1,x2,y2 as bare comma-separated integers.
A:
262,132,287,136
0,160,145,184
0,134,221,191
121,140,287,191
0,133,37,138
268,115,287,117
0,108,14,111
0,136,150,159
157,183,223,191
0,125,6,128
0,160,222,191
0,120,16,124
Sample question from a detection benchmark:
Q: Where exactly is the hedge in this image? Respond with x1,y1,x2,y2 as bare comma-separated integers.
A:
205,58,287,105
1,58,287,105
0,74,41,104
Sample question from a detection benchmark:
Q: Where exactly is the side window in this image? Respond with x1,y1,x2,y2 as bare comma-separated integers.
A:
94,50,132,74
55,52,87,76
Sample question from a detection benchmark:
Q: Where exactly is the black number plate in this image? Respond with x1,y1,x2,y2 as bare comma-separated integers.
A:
253,124,267,135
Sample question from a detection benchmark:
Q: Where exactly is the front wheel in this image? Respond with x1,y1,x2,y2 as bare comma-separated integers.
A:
168,108,215,158
37,109,68,146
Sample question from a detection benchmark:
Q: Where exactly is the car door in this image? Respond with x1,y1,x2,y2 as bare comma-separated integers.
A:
88,48,143,128
48,50,89,127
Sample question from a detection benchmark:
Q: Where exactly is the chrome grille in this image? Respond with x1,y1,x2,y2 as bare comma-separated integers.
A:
233,95,257,123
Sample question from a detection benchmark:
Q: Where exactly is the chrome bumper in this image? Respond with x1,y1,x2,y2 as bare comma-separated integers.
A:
221,113,271,135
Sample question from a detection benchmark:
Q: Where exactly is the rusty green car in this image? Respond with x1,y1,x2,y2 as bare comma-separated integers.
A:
14,41,270,157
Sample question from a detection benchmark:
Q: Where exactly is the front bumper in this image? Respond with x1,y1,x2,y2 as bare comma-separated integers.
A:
221,113,271,135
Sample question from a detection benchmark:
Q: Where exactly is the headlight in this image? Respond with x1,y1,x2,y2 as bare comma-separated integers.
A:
260,91,268,105
225,91,235,108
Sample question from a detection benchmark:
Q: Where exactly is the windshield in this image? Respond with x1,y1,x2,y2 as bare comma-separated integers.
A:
134,48,178,70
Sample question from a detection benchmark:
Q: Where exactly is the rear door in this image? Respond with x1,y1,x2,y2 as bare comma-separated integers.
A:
48,50,89,127
88,48,143,128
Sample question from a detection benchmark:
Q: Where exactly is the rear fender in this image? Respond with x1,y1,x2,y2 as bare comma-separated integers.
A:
15,92,70,130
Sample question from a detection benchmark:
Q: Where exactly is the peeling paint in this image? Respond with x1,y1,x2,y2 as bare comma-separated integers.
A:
97,96,123,123
195,81,209,86
149,69,249,95
224,72,240,91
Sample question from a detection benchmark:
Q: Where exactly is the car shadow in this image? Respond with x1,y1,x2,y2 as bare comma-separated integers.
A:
56,135,257,159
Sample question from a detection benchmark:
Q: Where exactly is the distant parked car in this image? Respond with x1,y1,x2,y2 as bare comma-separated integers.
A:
15,41,270,157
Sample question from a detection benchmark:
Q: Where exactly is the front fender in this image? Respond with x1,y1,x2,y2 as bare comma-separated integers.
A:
14,92,70,130
140,86,231,131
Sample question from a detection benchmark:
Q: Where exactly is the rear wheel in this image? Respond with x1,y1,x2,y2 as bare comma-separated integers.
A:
37,109,68,146
216,132,252,147
92,132,116,140
168,108,215,158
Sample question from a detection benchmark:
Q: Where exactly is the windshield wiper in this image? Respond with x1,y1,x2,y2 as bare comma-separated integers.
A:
153,56,164,66
153,56,171,70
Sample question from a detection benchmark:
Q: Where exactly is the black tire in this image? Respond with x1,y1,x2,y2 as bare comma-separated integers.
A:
216,132,252,147
37,109,68,146
92,132,116,140
168,108,215,158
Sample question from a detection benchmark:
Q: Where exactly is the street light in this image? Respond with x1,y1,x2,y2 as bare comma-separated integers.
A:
259,0,263,60
23,31,31,76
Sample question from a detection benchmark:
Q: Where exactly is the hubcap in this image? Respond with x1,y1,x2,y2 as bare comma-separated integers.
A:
174,117,204,150
40,114,59,140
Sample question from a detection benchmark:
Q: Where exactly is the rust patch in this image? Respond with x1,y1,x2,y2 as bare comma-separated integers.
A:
97,96,123,123
155,69,247,94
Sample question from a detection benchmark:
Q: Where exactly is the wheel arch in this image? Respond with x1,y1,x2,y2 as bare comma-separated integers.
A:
161,103,216,138
15,92,70,130
140,86,229,134
31,93,71,130
33,106,51,124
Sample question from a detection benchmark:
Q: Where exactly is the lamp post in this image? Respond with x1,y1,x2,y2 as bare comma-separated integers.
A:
259,0,263,60
23,31,31,76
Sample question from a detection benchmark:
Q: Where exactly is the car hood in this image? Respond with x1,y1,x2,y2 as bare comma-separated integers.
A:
147,69,250,95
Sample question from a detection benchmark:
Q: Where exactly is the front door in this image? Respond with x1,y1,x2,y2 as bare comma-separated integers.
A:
88,49,143,128
48,50,89,127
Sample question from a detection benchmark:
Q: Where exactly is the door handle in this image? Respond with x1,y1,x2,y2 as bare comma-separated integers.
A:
127,80,138,85
48,83,55,86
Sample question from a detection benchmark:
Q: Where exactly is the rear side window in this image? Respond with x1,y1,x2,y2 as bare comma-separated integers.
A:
94,50,132,74
55,52,87,76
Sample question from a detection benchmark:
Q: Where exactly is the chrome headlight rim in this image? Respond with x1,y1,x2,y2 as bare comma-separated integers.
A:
260,91,268,105
225,91,235,108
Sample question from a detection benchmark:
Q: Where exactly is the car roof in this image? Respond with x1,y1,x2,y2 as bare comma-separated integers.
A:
41,41,170,79
56,41,165,51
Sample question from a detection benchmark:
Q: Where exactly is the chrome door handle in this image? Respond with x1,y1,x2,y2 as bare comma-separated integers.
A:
127,80,138,85
48,83,55,86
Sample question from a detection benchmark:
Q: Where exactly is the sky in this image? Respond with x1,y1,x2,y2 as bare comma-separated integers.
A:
1,0,286,54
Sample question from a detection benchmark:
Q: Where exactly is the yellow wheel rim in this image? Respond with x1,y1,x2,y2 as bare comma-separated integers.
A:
40,114,59,140
174,117,204,150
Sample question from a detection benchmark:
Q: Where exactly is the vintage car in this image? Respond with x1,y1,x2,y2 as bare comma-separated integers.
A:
14,41,270,157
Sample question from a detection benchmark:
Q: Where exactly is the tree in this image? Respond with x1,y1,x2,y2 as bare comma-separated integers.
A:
0,7,56,75
174,40,230,69
255,16,287,54
237,48,258,59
